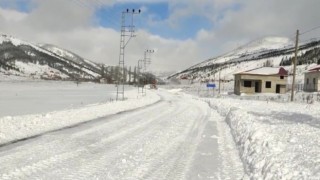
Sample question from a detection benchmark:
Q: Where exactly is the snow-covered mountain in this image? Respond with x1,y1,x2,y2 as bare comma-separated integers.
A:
169,36,320,83
0,34,103,81
39,44,102,71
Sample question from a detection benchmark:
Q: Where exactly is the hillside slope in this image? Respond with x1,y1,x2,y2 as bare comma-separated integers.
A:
169,37,320,83
0,35,102,81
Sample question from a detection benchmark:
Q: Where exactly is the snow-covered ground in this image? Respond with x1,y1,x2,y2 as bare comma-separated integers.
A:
0,81,129,117
0,82,159,146
2,79,318,179
169,84,320,179
207,97,320,179
0,88,244,179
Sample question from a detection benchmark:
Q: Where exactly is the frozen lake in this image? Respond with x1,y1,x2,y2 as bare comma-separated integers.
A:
0,81,133,117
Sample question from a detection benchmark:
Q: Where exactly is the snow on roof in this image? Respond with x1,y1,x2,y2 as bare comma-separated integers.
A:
235,67,286,75
307,64,320,72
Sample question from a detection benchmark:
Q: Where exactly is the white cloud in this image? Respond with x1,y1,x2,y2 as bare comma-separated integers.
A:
1,0,320,72
166,0,237,26
210,0,320,52
131,31,201,71
0,8,27,21
0,0,205,71
165,0,320,61
24,0,93,32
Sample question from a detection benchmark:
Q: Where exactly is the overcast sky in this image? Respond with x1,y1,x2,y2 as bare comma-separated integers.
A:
0,0,320,71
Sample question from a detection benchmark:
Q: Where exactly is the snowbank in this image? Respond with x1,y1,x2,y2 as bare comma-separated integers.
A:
208,97,320,179
167,88,183,94
0,90,160,145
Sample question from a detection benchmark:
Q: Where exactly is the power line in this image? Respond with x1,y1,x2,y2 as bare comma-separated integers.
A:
299,35,320,43
300,24,320,35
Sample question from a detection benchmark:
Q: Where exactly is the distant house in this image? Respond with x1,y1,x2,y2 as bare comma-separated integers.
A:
304,65,320,92
179,76,192,85
234,67,288,95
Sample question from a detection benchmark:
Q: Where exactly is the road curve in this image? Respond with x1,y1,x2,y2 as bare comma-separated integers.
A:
0,90,243,180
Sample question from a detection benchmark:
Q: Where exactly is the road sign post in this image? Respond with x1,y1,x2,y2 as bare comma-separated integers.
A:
206,83,216,96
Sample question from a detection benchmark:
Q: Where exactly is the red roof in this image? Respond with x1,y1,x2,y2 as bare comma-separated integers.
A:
308,65,320,72
278,67,288,76
235,67,288,76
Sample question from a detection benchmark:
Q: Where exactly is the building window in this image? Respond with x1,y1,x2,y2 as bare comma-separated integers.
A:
313,78,316,84
265,81,271,88
243,80,252,87
280,76,284,79
307,78,309,84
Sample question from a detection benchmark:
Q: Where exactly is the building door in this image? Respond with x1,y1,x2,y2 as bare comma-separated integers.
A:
255,81,260,93
276,84,280,93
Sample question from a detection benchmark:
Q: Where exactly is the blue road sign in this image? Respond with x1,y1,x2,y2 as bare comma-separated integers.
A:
206,83,216,88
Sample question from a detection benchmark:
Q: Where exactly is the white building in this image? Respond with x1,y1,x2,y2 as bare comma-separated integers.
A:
304,65,320,92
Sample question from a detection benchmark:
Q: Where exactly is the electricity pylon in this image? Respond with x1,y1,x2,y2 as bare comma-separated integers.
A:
143,49,154,71
137,49,154,96
137,59,144,96
116,9,141,101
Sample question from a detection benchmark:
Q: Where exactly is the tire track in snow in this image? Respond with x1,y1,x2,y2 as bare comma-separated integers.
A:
0,100,176,179
140,104,210,180
0,99,166,177
0,94,183,179
96,98,197,179
0,95,163,148
0,91,231,180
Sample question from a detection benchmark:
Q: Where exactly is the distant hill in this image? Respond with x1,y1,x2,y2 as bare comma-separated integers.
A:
0,34,157,84
0,34,104,81
169,37,320,83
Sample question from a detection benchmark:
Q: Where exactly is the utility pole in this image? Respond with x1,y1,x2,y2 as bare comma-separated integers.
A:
142,49,154,95
143,49,154,71
291,30,299,102
137,59,144,96
128,66,131,84
137,49,154,97
116,8,141,101
218,66,221,94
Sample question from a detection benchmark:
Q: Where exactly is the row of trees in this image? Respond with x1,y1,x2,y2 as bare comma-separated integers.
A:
280,47,320,66
100,65,156,85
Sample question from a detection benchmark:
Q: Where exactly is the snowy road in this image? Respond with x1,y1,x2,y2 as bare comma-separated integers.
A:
0,90,244,180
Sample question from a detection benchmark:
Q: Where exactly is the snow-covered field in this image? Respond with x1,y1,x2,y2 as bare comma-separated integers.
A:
0,81,160,145
0,81,127,117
